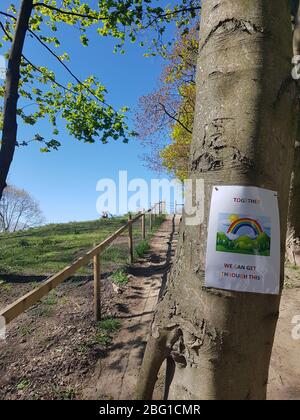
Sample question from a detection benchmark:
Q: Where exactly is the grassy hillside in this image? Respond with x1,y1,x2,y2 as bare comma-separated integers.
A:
0,215,165,277
216,231,271,256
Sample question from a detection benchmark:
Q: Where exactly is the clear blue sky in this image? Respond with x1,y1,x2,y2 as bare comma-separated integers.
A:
0,1,177,223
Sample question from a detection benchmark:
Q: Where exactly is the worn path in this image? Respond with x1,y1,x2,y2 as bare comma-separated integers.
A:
268,277,300,400
83,215,180,400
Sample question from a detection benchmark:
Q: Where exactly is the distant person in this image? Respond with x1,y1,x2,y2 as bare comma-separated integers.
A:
102,211,109,219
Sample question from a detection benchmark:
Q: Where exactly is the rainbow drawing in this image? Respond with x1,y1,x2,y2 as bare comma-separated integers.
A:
216,213,271,256
227,218,263,238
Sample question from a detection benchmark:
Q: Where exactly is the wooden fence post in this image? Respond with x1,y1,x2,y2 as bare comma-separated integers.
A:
149,210,152,231
128,213,134,264
93,252,101,321
142,211,146,240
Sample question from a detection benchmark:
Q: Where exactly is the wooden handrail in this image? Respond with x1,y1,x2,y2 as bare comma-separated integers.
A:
0,205,162,324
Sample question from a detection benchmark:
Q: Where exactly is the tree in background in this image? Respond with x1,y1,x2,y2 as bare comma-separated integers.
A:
0,0,200,200
287,1,300,266
159,82,195,181
287,142,300,266
0,185,44,231
135,26,198,180
137,0,298,399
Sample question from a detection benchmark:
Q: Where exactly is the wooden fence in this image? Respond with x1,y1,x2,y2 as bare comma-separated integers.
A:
0,202,165,325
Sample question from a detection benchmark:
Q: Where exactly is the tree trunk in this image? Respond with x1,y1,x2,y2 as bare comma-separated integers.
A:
287,0,300,266
137,0,297,400
0,0,33,200
286,141,300,266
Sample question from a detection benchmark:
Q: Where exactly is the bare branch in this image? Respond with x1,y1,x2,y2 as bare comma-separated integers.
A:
158,102,192,134
0,10,15,20
0,185,44,232
145,6,201,29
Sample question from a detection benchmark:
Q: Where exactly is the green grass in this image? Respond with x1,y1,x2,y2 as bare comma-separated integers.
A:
111,268,129,285
19,324,33,337
0,216,146,276
52,385,76,400
43,290,58,306
216,231,271,257
93,331,111,346
0,213,166,279
134,239,150,258
0,279,12,291
90,317,121,347
150,214,166,233
16,378,31,391
98,317,121,332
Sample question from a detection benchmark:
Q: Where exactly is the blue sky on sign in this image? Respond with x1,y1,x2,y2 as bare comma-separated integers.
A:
0,0,179,223
217,213,271,240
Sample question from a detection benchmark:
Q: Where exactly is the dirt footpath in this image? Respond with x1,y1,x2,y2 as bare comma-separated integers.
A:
268,267,300,400
82,215,180,400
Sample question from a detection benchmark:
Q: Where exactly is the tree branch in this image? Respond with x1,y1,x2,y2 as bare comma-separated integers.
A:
0,20,10,38
0,21,73,95
21,55,79,95
158,102,192,134
33,3,201,28
145,6,201,29
27,29,107,105
33,2,101,20
0,10,16,21
0,12,108,106
0,20,107,103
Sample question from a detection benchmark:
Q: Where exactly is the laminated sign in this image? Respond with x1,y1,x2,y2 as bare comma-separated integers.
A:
205,186,280,295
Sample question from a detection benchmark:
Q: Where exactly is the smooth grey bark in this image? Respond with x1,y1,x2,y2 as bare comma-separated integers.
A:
137,0,297,400
0,0,33,200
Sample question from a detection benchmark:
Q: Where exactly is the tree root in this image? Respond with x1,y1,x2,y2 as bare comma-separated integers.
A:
136,325,181,400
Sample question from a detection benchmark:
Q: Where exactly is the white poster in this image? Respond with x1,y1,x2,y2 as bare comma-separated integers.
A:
205,186,280,295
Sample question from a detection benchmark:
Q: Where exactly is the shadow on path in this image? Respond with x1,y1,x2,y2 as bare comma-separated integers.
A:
82,215,180,400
